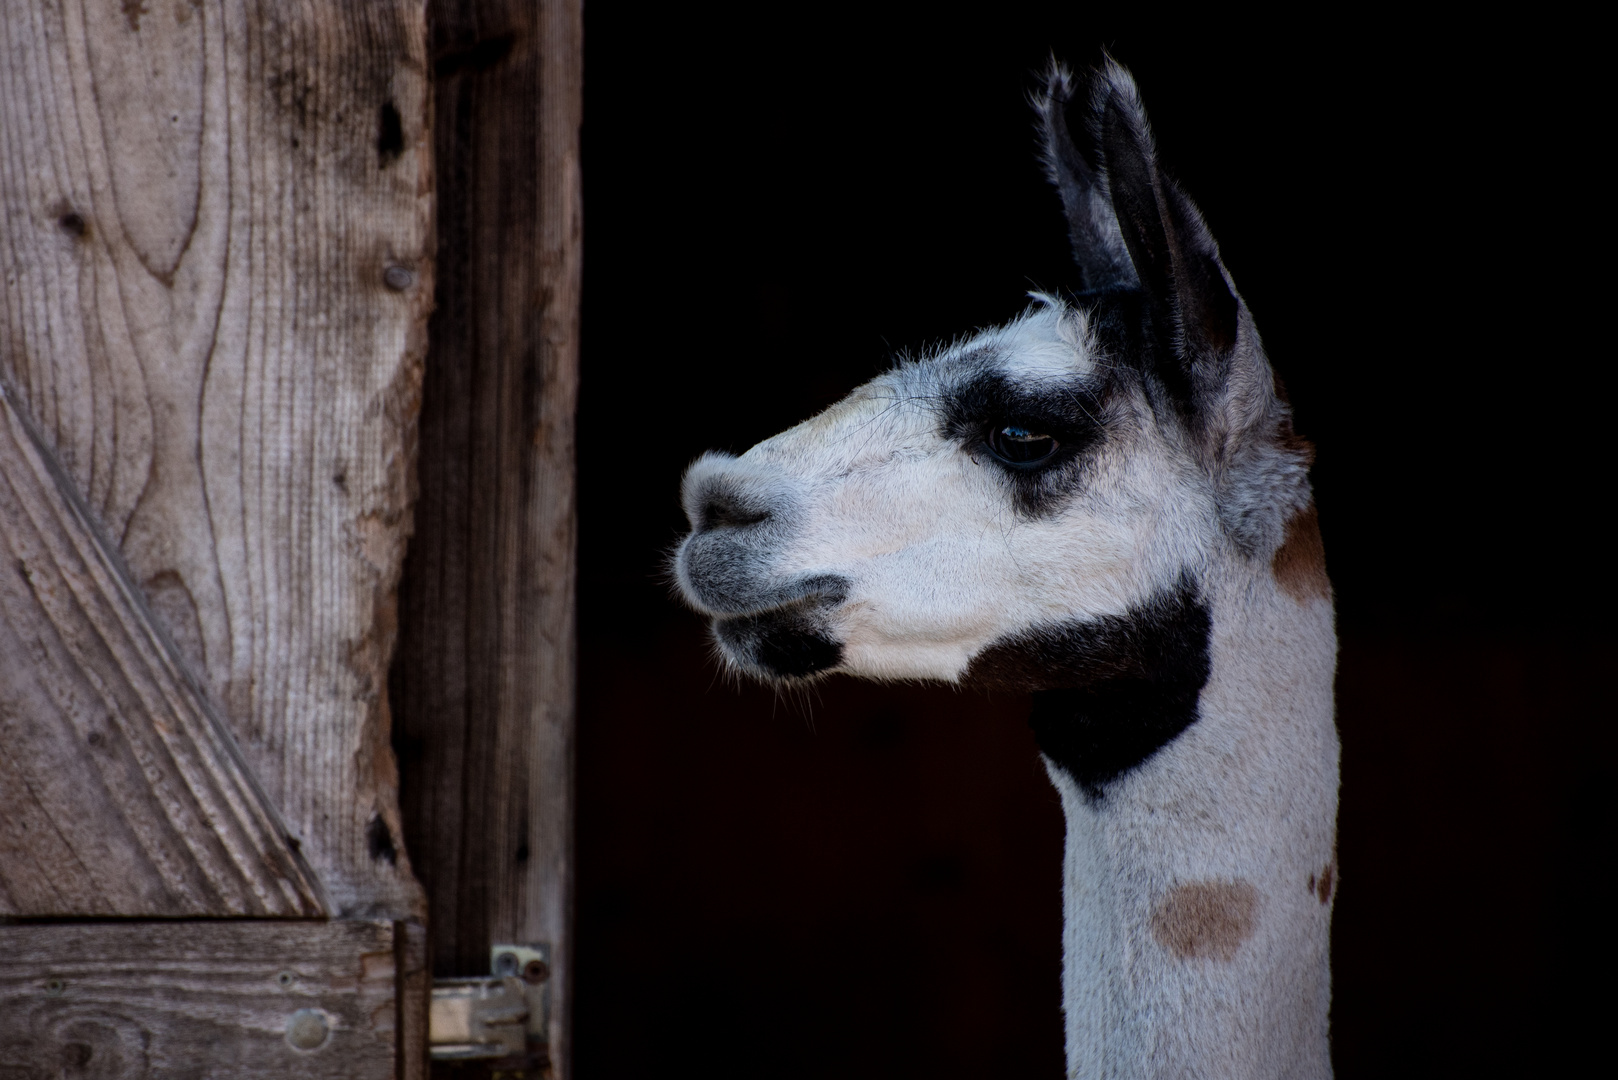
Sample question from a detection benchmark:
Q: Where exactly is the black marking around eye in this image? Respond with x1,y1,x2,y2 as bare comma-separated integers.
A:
963,572,1211,800
939,368,1106,517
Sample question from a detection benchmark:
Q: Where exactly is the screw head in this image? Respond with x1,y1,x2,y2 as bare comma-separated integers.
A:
524,959,550,984
44,978,64,996
493,951,520,976
383,265,414,291
286,1008,329,1051
276,970,296,989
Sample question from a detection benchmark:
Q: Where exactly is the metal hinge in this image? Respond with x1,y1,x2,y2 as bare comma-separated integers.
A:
429,943,552,1062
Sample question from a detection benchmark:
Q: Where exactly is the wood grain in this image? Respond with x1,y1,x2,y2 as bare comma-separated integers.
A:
392,0,581,1070
0,0,432,918
395,918,430,1080
0,378,325,917
0,919,403,1078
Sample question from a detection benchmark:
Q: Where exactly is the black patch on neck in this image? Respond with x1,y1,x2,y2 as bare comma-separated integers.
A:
963,573,1211,799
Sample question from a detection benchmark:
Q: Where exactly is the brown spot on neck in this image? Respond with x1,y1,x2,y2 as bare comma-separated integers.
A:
1150,879,1259,961
1272,503,1330,602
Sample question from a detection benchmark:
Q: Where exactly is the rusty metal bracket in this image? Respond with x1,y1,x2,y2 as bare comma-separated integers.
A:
428,942,552,1061
491,942,552,1045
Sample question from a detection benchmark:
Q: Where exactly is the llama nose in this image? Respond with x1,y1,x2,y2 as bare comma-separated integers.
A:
690,484,771,534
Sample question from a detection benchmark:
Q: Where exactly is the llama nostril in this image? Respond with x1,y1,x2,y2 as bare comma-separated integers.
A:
698,492,770,532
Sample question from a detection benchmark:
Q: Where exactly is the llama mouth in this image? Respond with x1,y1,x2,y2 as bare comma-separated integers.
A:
711,601,844,681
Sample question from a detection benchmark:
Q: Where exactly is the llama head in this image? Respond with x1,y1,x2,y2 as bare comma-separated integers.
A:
674,61,1313,694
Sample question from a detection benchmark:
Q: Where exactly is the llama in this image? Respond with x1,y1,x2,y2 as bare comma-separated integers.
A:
673,60,1338,1079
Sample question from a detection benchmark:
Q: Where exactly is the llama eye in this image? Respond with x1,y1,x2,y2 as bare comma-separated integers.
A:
987,425,1059,465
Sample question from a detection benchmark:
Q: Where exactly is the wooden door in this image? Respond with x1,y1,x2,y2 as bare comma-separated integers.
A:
0,1,465,1075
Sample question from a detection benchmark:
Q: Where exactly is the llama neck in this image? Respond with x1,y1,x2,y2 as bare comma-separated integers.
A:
1045,573,1339,1080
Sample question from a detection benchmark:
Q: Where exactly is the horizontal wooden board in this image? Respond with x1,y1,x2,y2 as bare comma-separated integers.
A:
0,919,406,1079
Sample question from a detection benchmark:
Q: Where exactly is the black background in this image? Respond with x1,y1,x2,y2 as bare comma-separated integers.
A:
574,8,1609,1077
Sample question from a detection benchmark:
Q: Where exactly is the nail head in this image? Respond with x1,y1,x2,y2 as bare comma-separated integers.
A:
285,1008,329,1051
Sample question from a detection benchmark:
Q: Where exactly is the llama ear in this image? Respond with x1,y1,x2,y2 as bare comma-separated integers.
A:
1092,62,1239,363
1036,63,1138,293
1090,64,1311,555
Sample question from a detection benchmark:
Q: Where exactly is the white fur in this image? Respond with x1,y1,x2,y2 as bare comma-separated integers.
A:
1049,568,1338,1079
677,303,1206,684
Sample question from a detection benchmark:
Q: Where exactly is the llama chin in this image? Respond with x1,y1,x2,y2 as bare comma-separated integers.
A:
673,58,1337,1080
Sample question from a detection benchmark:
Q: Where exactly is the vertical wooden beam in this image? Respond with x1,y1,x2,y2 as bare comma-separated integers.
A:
391,0,581,1073
395,918,431,1079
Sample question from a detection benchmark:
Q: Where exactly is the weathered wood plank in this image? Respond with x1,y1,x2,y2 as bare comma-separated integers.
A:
392,0,581,1069
0,919,403,1078
395,918,430,1080
0,377,325,917
0,0,432,918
